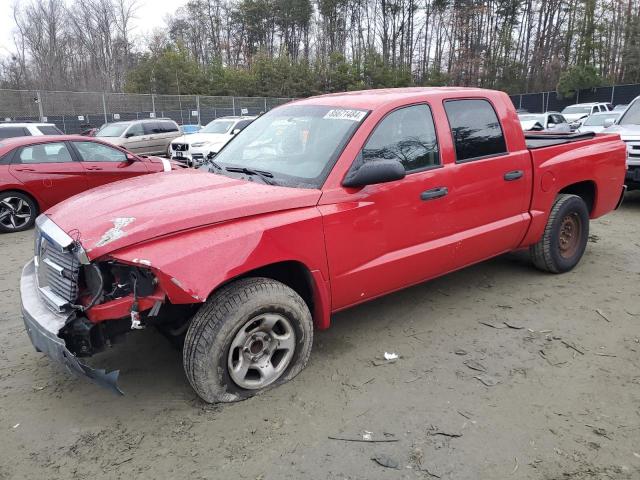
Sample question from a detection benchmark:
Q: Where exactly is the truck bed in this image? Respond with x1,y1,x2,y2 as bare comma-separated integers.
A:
525,131,596,149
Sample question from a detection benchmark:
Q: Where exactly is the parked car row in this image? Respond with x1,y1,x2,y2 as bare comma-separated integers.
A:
0,135,184,233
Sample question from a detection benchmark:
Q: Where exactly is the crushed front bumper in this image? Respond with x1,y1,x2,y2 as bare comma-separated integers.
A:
21,260,123,395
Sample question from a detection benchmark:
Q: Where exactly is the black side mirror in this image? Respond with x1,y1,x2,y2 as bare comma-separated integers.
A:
342,159,405,188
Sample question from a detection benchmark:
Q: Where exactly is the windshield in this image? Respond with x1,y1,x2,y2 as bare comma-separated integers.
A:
583,113,619,126
519,114,545,123
201,120,234,134
561,106,591,115
96,123,130,137
619,99,640,125
206,104,368,188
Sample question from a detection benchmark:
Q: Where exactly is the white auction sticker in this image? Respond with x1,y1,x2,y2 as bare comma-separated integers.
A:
323,109,367,121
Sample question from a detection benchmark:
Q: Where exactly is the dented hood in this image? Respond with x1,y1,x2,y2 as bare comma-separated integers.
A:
46,169,321,259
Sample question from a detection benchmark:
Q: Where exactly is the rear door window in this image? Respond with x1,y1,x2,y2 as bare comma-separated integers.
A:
73,141,127,162
444,99,507,162
362,104,440,172
37,125,63,135
0,127,30,139
160,121,179,133
18,142,73,163
143,122,162,135
234,120,253,131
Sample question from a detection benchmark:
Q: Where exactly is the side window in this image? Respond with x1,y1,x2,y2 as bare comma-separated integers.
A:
37,125,63,135
127,123,144,137
0,127,30,139
18,142,73,164
74,141,127,162
444,99,507,162
161,121,179,133
142,122,157,135
235,120,252,131
361,104,439,172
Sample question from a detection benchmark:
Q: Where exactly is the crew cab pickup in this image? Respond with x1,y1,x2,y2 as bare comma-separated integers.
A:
20,88,627,403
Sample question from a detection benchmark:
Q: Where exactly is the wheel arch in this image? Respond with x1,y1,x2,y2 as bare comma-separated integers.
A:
212,260,331,330
558,180,597,216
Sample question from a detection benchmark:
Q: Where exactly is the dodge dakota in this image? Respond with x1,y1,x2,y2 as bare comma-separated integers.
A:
20,88,627,403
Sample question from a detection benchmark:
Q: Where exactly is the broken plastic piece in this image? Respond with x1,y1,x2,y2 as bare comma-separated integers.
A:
383,352,399,360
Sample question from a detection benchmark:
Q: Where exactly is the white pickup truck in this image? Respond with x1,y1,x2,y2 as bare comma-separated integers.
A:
605,96,640,190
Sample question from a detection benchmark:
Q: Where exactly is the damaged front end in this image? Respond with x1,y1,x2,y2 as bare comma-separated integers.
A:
21,215,169,394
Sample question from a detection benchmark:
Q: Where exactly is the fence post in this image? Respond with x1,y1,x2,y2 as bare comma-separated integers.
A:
519,94,522,109
102,93,108,124
576,89,580,103
541,92,545,113
264,97,267,112
36,90,44,121
151,94,156,117
196,95,201,125
610,85,615,105
232,96,236,116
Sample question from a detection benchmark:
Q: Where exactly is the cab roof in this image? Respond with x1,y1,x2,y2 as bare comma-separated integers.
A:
289,87,498,110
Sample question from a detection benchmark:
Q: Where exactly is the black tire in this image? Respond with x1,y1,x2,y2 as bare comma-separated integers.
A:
0,191,38,233
530,194,589,273
183,277,313,403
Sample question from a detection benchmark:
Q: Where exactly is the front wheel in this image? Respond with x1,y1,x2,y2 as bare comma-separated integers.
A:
530,194,589,273
183,277,313,403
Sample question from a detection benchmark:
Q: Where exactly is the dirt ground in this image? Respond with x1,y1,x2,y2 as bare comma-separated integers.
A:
1,194,640,480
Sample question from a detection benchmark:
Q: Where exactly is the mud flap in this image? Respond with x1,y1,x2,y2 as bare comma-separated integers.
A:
21,260,123,395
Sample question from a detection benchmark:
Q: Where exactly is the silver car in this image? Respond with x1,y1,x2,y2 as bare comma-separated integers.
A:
95,118,181,156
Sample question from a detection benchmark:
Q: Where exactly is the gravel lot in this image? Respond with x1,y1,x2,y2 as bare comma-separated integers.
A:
1,193,640,480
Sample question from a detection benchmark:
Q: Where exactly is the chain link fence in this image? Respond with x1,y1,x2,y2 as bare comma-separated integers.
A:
509,83,640,113
0,89,294,134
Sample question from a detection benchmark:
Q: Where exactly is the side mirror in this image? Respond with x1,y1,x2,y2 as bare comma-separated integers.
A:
603,118,615,128
547,122,556,128
342,159,405,188
231,128,241,135
125,132,135,138
126,153,137,162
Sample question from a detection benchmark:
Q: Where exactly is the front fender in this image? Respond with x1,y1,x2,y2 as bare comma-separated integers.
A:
108,208,331,322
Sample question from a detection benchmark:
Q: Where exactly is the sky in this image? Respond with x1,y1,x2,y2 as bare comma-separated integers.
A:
0,0,189,56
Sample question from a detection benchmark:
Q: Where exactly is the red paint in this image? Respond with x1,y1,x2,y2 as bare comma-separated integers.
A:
40,88,625,329
0,135,177,214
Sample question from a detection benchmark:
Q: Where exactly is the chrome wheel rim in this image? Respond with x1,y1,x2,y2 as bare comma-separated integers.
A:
0,197,32,230
227,313,296,390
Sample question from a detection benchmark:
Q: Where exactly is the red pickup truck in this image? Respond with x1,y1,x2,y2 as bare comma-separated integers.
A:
20,88,626,403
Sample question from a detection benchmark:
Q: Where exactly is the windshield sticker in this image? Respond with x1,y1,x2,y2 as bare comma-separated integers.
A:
323,109,367,122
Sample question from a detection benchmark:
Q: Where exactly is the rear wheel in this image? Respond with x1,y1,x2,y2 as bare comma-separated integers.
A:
530,194,589,273
183,277,313,403
0,191,37,233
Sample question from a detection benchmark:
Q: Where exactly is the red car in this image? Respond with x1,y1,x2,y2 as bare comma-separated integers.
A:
20,88,627,402
0,136,179,232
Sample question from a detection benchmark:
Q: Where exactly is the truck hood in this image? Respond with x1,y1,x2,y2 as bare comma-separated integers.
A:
563,113,589,122
604,124,640,140
46,169,321,259
520,120,543,131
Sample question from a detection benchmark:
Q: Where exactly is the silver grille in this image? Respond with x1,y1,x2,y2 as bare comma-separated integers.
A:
34,217,81,312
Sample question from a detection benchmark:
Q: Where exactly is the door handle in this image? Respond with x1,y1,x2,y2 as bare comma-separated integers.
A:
14,167,35,172
504,170,524,181
85,166,103,171
420,186,448,201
